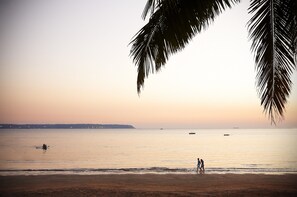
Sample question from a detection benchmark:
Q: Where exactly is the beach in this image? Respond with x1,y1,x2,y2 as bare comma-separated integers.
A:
1,174,297,196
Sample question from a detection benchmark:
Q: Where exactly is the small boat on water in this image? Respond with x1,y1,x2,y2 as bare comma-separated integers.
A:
224,134,230,136
189,132,196,135
35,144,49,150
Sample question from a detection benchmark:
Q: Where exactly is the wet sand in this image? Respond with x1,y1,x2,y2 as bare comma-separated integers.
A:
1,174,297,196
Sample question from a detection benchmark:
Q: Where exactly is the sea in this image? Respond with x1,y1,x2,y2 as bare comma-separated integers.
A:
0,128,296,175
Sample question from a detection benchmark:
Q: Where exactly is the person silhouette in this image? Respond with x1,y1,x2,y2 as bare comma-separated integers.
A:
197,158,201,173
200,159,205,173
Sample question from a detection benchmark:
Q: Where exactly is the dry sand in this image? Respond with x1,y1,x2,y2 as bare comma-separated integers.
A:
1,174,297,196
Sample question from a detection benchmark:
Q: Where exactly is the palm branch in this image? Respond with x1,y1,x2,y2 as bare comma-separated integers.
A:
130,0,240,93
130,0,297,123
248,0,297,123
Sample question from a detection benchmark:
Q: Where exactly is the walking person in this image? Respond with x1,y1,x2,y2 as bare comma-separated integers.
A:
196,158,201,173
200,159,205,173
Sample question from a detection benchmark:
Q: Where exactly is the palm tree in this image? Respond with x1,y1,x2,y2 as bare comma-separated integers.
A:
130,0,296,124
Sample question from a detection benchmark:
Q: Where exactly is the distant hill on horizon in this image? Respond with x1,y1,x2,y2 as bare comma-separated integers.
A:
0,124,135,129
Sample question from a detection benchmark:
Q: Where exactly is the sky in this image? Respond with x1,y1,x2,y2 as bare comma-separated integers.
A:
0,0,296,129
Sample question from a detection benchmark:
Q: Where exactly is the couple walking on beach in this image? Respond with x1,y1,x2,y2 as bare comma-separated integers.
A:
197,158,205,174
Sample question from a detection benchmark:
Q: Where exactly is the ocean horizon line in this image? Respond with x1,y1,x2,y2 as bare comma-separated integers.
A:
0,124,135,129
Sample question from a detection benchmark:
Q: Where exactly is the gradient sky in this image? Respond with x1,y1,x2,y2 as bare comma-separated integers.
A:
0,0,296,128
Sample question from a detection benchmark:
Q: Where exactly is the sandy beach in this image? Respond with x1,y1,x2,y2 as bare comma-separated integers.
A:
1,174,297,196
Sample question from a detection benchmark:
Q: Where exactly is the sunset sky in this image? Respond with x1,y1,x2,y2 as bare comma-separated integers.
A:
0,0,296,129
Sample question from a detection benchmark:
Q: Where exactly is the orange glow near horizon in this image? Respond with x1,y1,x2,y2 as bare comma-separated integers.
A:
1,86,296,128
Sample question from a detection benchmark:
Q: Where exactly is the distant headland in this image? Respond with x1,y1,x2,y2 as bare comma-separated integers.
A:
0,124,135,129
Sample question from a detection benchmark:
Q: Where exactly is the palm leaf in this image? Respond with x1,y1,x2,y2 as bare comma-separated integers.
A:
284,0,297,64
130,0,240,93
248,0,296,123
142,0,162,19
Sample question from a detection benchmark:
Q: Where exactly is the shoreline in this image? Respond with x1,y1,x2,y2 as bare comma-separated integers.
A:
1,174,297,196
1,166,296,176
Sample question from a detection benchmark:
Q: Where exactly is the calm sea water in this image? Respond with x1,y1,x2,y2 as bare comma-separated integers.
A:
0,128,296,175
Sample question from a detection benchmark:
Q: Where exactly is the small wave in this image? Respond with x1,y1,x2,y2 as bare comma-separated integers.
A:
1,167,297,176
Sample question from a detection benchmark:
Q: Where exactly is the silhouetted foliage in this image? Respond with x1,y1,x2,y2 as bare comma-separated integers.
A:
130,0,296,124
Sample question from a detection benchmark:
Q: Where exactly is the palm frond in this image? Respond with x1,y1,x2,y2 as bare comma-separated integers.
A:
248,0,296,123
284,0,297,64
142,0,162,20
130,0,240,93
